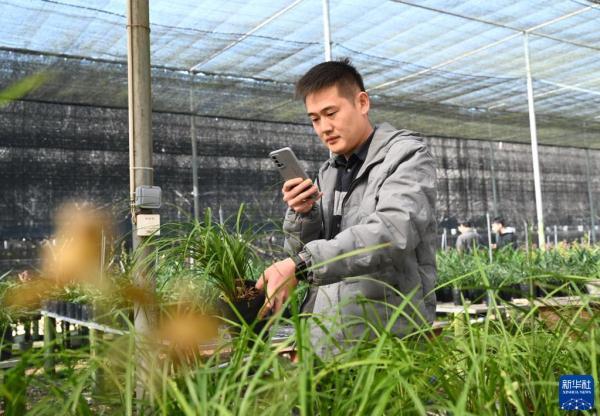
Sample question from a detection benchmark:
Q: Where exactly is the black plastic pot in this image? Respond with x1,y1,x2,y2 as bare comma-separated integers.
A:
80,304,93,322
452,286,464,305
518,282,535,299
66,302,76,319
483,290,496,305
58,300,68,317
42,300,53,313
218,280,266,332
498,286,516,301
467,288,486,304
435,286,453,303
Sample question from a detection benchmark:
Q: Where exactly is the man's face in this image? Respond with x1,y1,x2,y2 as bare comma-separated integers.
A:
305,84,371,157
492,222,501,233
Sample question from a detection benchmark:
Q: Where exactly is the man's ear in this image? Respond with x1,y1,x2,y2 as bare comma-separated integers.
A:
356,91,370,115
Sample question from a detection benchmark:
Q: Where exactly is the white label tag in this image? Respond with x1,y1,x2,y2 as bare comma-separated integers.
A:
137,214,161,236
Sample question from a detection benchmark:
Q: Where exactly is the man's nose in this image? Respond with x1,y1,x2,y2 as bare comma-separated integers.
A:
320,118,333,134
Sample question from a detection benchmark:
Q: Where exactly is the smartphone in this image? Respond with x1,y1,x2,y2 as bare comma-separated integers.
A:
269,147,309,182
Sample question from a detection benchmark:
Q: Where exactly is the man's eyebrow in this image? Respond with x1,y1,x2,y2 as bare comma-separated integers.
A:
307,106,336,116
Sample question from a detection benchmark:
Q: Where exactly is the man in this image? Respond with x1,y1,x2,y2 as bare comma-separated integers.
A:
455,220,480,254
257,59,437,355
491,217,518,250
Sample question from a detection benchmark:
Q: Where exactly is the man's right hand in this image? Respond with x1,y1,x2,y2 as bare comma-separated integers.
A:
282,178,322,214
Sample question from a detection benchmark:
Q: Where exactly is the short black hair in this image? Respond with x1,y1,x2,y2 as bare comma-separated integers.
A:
295,58,365,102
458,219,473,228
492,217,505,226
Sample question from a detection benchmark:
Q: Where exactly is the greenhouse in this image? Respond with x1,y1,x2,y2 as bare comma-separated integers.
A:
0,0,599,414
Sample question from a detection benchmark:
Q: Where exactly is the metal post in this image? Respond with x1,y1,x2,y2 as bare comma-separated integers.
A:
43,316,56,374
127,0,155,401
554,225,558,248
523,33,546,250
488,142,499,218
523,220,529,255
322,0,332,62
486,212,493,263
322,0,333,159
441,228,447,251
585,148,596,244
190,74,200,221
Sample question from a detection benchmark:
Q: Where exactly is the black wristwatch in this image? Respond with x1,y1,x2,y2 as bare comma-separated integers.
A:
292,251,310,281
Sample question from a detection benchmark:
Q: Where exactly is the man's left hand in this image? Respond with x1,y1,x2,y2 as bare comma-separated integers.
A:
255,258,298,318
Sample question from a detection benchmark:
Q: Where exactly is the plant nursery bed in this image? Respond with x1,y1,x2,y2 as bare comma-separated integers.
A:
436,302,506,316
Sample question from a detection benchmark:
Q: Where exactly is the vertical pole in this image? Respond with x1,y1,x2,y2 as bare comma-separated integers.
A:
523,220,529,255
43,316,56,375
441,228,447,251
486,212,493,263
322,0,332,62
488,142,499,218
553,225,558,248
127,0,154,401
322,0,333,160
585,148,596,244
189,73,200,221
523,33,545,250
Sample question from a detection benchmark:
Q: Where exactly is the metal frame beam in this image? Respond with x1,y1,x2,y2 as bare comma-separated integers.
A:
369,4,595,92
189,0,304,72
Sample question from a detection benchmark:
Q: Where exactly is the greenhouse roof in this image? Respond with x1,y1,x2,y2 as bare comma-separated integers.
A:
0,0,599,147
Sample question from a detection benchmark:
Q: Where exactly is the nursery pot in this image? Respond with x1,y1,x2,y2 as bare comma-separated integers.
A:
467,288,486,304
80,304,93,322
218,280,266,329
452,286,463,306
66,302,76,319
435,286,453,303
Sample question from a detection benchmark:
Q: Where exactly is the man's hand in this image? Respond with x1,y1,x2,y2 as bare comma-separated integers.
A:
255,258,299,318
283,178,322,214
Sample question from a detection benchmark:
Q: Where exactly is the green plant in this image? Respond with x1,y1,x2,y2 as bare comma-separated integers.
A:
6,280,598,415
139,204,265,309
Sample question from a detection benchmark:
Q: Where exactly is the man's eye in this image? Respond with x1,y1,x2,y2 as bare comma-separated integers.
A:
327,112,337,117
310,118,319,123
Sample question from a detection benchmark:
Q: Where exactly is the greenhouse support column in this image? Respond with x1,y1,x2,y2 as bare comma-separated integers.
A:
585,148,596,244
189,74,199,221
486,213,493,263
322,0,333,158
488,142,498,218
43,316,56,375
127,0,155,401
523,33,545,250
322,0,332,61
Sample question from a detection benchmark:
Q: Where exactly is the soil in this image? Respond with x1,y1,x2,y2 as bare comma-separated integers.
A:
233,279,261,301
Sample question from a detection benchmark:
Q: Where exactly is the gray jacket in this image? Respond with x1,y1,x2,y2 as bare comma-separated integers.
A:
283,123,437,353
456,230,481,253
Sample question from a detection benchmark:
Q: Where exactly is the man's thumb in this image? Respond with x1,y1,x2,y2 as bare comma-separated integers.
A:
255,275,265,290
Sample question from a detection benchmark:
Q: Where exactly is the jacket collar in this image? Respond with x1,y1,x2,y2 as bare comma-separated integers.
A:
323,122,417,180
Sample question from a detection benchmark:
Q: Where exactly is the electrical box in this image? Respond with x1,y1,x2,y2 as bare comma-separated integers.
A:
135,185,161,209
137,214,161,236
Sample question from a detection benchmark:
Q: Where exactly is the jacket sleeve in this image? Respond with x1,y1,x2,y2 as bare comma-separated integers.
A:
455,235,465,253
283,203,323,256
304,142,436,286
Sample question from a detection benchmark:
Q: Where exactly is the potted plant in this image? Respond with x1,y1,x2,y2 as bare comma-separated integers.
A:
145,205,267,332
201,211,265,328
